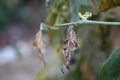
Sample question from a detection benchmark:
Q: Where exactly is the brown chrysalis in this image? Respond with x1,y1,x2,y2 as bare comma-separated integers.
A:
61,26,79,73
33,29,46,66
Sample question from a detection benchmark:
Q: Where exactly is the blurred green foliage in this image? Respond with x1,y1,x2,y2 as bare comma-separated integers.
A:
100,48,120,80
0,0,24,31
0,0,42,31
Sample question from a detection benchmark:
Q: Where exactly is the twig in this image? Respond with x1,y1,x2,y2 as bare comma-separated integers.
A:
54,20,120,27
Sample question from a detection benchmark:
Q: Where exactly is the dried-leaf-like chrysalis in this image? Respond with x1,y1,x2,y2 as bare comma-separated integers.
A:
61,26,80,73
33,30,46,66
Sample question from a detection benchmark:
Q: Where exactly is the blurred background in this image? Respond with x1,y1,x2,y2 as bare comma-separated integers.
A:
0,0,120,80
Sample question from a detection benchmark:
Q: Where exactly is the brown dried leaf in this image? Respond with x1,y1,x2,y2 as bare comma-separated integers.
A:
33,30,46,66
98,0,120,13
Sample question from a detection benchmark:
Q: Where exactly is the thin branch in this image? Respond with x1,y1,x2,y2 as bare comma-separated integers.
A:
54,20,120,27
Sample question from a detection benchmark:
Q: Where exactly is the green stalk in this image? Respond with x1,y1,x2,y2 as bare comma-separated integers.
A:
55,20,120,27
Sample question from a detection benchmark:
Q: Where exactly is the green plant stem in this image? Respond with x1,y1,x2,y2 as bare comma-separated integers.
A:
54,20,120,26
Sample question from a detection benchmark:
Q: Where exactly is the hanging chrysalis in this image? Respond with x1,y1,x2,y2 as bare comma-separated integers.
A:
33,25,46,66
61,25,80,74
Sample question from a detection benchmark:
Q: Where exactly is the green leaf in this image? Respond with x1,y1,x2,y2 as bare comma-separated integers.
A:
98,0,120,13
100,48,120,80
